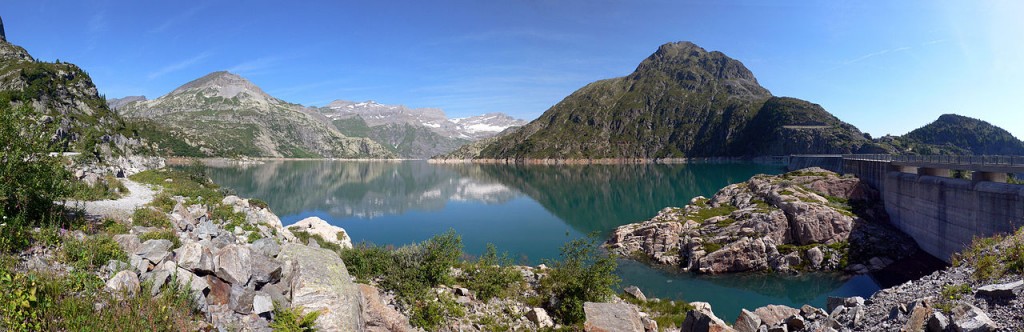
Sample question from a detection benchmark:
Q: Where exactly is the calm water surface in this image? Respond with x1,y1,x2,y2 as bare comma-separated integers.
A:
206,160,880,320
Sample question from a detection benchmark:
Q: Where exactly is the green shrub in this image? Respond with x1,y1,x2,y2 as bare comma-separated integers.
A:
463,243,523,301
131,208,172,229
101,218,129,235
269,305,320,332
61,234,126,271
539,236,620,325
130,169,222,203
139,229,181,250
0,104,74,252
623,294,693,329
67,175,128,201
421,230,462,286
249,198,269,210
290,229,342,253
409,292,465,330
149,192,177,212
0,266,202,331
340,243,393,283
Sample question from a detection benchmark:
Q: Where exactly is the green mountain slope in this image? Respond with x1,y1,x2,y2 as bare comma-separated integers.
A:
475,41,868,160
118,71,395,158
0,39,141,157
896,114,1024,155
731,97,868,156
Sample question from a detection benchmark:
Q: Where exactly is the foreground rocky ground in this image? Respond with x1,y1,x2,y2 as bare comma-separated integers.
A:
607,168,917,275
680,229,1024,332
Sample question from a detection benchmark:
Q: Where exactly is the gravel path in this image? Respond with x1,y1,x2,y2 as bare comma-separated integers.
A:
66,179,159,220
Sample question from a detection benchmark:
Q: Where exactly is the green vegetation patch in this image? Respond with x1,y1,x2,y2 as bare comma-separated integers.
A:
139,229,182,250
688,203,738,222
623,294,694,330
952,227,1024,281
60,234,126,271
67,175,129,201
129,167,221,203
131,208,173,229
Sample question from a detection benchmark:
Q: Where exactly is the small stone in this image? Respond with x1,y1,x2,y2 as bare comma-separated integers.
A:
206,276,231,305
975,279,1023,299
214,244,253,286
735,309,762,332
253,292,273,315
231,285,255,315
143,269,172,296
844,296,865,308
251,238,281,258
624,285,647,302
806,247,824,268
135,239,172,264
785,315,805,331
454,287,471,297
927,311,949,332
526,307,554,328
250,256,283,287
106,270,140,296
113,234,141,254
951,304,997,332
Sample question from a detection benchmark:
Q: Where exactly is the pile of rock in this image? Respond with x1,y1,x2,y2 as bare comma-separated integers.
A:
827,264,1021,332
607,168,916,275
99,193,387,331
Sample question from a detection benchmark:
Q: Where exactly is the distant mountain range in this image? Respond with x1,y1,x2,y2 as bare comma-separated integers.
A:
113,72,525,158
447,41,1023,160
317,100,525,158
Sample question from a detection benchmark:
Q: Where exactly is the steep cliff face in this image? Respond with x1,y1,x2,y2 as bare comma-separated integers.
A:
118,71,395,158
0,38,142,158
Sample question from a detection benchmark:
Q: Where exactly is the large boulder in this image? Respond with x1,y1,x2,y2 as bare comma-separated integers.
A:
214,244,253,286
681,302,735,332
951,304,997,332
752,305,800,327
278,243,363,332
583,302,644,332
358,283,412,332
135,239,173,264
105,270,141,296
290,217,353,249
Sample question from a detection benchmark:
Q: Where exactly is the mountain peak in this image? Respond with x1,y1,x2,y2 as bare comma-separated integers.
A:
630,41,771,99
168,71,271,100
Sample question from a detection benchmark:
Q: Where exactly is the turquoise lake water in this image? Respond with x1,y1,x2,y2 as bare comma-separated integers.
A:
205,160,881,321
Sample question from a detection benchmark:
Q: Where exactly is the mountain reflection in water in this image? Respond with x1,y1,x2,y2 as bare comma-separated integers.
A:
204,160,883,320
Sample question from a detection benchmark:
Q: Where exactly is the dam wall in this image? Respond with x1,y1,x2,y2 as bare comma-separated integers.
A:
881,172,1024,262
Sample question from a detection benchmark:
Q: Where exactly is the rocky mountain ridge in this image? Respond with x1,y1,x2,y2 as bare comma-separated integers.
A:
117,71,395,158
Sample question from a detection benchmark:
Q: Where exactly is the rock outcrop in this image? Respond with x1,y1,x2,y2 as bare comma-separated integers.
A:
278,243,364,331
289,216,353,249
608,168,917,274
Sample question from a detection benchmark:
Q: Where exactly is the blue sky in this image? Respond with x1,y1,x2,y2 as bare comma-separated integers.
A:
2,1,1022,137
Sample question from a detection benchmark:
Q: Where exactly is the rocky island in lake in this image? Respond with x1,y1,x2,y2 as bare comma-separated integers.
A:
607,167,917,275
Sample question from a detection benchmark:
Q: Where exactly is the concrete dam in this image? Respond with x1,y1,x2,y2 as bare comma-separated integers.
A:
788,155,1024,263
